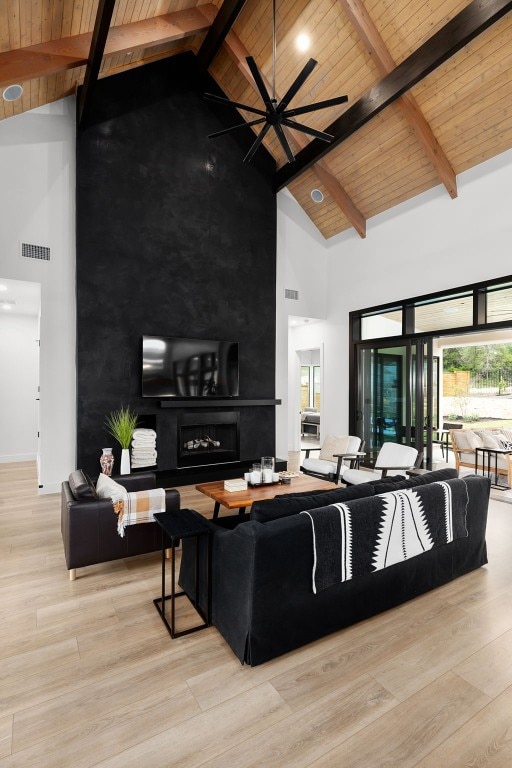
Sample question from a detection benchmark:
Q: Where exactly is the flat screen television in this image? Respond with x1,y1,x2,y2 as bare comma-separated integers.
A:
142,335,239,398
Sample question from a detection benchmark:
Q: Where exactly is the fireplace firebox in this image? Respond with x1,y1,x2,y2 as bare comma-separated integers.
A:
177,412,240,468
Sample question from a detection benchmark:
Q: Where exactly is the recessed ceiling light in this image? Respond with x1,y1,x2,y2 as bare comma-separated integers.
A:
2,304,12,310
296,33,310,52
0,284,7,291
2,84,23,102
311,189,324,203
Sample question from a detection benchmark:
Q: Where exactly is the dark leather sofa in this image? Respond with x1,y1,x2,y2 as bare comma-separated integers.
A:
61,470,179,579
179,468,489,665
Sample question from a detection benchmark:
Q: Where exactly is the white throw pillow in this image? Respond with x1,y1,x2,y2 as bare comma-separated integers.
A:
475,430,501,449
465,431,483,449
319,434,350,462
96,473,127,503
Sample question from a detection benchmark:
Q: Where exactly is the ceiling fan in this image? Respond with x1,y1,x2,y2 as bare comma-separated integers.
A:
204,0,348,164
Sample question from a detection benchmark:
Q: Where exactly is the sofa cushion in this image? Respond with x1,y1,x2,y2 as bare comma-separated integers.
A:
368,467,458,494
302,458,337,476
452,430,471,450
68,470,98,501
250,482,376,523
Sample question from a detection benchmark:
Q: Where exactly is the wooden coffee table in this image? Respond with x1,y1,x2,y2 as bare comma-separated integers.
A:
196,474,337,519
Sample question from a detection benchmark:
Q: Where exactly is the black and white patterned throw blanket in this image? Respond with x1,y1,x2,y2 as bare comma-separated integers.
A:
301,479,469,594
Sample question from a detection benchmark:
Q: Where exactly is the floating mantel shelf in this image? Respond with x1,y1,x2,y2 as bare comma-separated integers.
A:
160,399,281,408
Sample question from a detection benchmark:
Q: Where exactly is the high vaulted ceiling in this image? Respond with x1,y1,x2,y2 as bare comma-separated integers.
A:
2,0,512,240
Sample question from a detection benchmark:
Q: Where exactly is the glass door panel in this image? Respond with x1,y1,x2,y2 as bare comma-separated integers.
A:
355,340,432,466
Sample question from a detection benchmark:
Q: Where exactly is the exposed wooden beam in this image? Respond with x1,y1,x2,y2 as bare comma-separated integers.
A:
338,0,457,199
222,29,366,237
196,0,248,71
78,0,117,125
0,7,215,90
275,0,512,192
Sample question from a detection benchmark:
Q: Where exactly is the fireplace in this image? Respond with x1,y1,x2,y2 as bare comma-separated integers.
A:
177,411,240,468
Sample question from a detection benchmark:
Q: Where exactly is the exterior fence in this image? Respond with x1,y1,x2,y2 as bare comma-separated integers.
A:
443,370,512,396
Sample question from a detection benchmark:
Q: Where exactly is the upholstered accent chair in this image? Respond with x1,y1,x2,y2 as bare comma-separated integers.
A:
301,434,364,484
343,442,420,485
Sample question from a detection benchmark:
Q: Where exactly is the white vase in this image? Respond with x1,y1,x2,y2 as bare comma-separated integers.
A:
120,448,131,475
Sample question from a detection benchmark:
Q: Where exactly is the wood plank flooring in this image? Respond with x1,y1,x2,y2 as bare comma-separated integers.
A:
1,461,512,766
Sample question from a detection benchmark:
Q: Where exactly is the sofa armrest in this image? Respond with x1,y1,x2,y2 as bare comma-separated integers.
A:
164,488,180,514
303,447,321,459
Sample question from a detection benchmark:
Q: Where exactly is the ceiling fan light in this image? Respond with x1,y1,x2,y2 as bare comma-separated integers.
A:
2,84,23,102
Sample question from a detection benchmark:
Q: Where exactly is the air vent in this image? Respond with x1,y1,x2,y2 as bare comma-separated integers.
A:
285,288,299,300
21,243,51,261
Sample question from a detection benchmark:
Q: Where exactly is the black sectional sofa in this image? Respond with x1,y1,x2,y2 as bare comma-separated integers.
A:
179,468,490,665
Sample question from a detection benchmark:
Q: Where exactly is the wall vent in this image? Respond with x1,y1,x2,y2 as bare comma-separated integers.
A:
285,288,299,300
21,243,51,261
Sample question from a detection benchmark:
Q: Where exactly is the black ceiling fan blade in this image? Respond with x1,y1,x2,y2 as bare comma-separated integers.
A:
284,94,348,118
282,118,334,142
204,92,268,118
209,118,267,139
274,123,296,163
277,58,318,112
243,122,272,163
246,56,274,110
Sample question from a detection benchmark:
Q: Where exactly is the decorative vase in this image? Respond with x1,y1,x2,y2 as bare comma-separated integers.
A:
120,448,131,475
99,448,114,476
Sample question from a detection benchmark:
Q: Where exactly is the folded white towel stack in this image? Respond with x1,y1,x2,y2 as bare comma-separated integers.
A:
131,428,157,468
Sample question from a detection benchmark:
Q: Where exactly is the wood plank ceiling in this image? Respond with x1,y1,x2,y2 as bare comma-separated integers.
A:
2,0,512,240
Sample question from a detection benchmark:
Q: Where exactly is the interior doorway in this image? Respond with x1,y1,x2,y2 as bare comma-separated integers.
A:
0,278,41,466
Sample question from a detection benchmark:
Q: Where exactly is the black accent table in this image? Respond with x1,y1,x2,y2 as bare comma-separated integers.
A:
153,508,211,638
475,447,512,489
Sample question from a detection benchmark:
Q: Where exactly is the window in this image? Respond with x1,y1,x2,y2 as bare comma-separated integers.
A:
361,308,402,340
486,283,512,324
414,293,473,332
301,365,321,409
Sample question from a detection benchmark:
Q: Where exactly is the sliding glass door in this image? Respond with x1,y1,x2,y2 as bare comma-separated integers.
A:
355,339,435,467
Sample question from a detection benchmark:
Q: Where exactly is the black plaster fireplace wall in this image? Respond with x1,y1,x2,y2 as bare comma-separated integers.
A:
75,53,277,479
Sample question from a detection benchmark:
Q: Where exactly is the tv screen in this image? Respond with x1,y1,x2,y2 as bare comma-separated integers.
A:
142,336,239,398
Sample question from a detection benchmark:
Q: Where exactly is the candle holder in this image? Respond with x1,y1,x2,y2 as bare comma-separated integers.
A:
251,463,262,484
261,456,275,483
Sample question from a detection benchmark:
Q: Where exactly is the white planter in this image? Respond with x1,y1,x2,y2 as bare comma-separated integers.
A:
120,448,131,475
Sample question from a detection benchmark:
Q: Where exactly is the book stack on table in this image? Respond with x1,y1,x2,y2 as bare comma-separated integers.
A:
224,478,248,493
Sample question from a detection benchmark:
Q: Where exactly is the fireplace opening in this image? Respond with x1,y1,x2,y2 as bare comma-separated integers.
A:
177,411,240,468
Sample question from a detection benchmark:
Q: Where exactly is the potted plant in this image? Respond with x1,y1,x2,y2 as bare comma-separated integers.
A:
105,406,138,474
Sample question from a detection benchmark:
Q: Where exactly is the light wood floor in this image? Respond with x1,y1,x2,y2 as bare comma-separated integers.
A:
1,461,512,767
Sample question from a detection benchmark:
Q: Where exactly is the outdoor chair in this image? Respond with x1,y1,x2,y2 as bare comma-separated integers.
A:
432,421,463,458
342,442,420,485
301,434,365,484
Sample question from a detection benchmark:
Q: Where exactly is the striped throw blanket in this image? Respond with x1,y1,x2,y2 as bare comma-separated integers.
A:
114,487,166,537
301,479,469,593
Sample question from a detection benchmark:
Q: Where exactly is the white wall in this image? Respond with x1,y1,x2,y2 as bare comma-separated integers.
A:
0,313,39,461
277,149,512,447
0,98,76,492
276,189,331,456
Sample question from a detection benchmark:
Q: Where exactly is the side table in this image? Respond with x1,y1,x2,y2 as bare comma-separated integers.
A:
475,447,512,489
153,508,211,639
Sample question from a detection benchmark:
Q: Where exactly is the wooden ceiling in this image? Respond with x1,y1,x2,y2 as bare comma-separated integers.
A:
2,0,512,239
